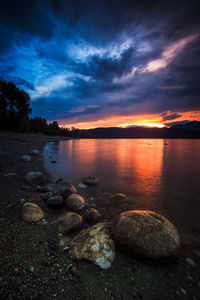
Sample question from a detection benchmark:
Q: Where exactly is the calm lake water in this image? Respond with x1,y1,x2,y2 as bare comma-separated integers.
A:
44,139,200,245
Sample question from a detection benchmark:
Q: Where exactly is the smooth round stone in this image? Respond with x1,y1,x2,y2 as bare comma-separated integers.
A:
114,210,180,261
85,209,102,224
82,176,99,186
66,194,86,211
52,180,77,199
25,172,46,185
21,155,31,162
22,203,44,222
57,212,83,233
47,195,64,208
111,193,126,201
41,192,52,201
29,149,40,155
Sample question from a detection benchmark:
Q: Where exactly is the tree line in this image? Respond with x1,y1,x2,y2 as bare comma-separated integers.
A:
0,80,81,137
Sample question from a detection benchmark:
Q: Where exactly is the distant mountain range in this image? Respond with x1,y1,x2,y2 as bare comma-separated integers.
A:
81,121,200,138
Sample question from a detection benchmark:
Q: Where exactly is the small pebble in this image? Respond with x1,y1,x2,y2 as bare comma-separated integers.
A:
180,288,187,295
29,266,35,273
186,257,196,267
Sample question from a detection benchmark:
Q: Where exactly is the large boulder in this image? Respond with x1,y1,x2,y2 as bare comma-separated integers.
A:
113,210,180,261
82,176,99,186
25,172,46,185
65,194,86,211
69,222,115,269
52,179,77,199
57,212,83,233
22,203,44,222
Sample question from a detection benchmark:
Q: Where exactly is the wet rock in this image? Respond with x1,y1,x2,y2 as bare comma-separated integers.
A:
22,203,44,222
25,172,46,185
69,222,115,269
47,195,64,208
41,192,52,201
113,210,180,261
21,155,31,162
29,149,40,155
85,209,102,224
78,182,87,189
82,176,99,186
41,184,56,193
57,212,83,233
111,193,126,201
65,194,86,211
52,179,77,199
30,184,42,192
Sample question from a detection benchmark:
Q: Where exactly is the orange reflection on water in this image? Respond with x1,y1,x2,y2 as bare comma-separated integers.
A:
58,139,164,208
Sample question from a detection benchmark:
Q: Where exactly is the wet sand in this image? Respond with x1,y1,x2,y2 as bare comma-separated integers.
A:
0,131,200,300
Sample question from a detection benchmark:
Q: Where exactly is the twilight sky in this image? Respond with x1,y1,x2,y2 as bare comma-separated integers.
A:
0,0,200,128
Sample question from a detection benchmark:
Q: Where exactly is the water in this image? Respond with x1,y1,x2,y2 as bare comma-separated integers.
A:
44,139,200,245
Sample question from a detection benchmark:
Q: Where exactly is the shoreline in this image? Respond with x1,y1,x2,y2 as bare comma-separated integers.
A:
0,131,200,300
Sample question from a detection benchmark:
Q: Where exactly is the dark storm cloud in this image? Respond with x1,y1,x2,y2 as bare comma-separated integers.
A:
0,0,200,124
163,113,182,121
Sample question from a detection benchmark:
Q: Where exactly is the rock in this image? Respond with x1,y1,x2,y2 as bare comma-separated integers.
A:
111,193,126,201
69,222,115,269
41,192,53,201
113,210,180,261
85,209,102,224
4,172,16,176
82,176,99,186
71,266,78,276
58,237,72,251
21,185,31,191
52,179,77,199
51,160,57,163
29,149,40,155
186,257,196,267
78,182,87,189
29,266,35,273
47,195,64,208
21,155,31,162
41,184,56,193
25,172,46,185
30,184,42,192
22,203,44,222
65,194,86,211
57,212,83,233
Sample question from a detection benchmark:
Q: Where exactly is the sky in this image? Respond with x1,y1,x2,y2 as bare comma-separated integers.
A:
0,0,200,129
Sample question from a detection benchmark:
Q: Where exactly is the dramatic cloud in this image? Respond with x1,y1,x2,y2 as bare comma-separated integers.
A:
0,0,200,128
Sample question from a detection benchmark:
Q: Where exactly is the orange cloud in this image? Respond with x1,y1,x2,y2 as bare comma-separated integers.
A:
143,33,198,73
59,110,200,129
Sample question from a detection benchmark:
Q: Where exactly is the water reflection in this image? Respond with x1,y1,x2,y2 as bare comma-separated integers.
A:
44,139,200,243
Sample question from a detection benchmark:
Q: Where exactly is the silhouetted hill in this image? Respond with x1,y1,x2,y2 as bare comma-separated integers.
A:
81,121,200,138
171,121,200,131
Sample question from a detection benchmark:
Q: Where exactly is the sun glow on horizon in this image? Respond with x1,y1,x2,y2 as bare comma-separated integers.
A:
58,110,200,130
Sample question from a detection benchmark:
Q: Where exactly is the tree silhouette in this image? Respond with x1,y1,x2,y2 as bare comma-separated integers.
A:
0,80,32,132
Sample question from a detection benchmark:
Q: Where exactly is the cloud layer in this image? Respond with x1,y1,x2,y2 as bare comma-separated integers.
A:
0,0,200,128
